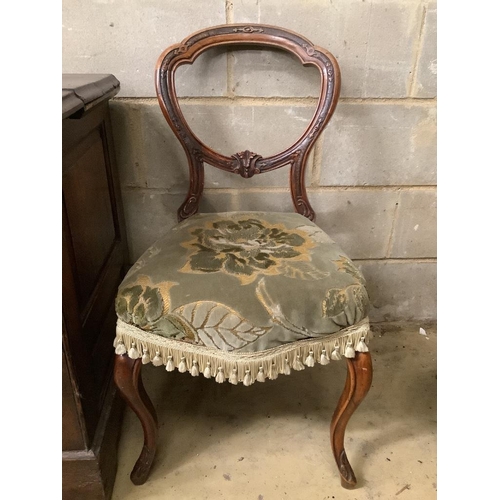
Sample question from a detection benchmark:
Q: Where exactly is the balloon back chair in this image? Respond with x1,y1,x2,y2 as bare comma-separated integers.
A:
113,24,373,490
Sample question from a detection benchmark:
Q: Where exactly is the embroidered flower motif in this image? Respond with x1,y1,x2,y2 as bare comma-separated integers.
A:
180,218,317,284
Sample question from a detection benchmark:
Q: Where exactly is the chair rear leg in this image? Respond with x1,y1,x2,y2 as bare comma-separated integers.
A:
114,354,159,485
330,352,373,489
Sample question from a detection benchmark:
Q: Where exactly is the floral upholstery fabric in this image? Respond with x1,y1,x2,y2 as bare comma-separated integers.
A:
116,212,369,353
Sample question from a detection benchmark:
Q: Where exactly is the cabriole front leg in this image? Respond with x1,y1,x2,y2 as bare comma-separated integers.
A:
330,352,373,489
114,354,159,485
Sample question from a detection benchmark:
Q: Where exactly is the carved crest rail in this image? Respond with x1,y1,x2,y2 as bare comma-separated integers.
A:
155,24,341,222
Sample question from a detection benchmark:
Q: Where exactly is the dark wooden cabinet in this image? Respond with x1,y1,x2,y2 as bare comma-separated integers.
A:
62,75,128,500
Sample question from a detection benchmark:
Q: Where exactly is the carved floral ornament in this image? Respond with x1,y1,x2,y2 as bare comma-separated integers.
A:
231,150,263,178
233,26,264,33
171,26,266,57
302,43,318,57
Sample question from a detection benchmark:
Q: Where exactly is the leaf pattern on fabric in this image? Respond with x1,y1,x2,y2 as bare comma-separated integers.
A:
149,314,196,342
322,284,369,327
115,276,177,328
116,285,163,327
278,261,330,281
179,218,319,284
333,255,367,286
173,301,271,351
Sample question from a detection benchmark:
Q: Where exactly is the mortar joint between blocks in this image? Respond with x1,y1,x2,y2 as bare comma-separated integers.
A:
225,0,235,97
352,258,437,264
311,134,324,187
123,185,436,194
225,0,234,23
113,96,437,106
385,190,402,258
409,3,428,97
132,102,148,188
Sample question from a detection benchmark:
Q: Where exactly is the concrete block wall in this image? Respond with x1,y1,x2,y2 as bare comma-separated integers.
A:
63,0,437,322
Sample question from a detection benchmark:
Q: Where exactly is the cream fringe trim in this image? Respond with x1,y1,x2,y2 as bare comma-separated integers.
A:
114,317,371,386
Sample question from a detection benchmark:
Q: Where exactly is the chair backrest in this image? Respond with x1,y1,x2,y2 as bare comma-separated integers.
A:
155,24,341,222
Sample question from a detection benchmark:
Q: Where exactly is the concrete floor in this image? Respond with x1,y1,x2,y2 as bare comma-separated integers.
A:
112,322,437,500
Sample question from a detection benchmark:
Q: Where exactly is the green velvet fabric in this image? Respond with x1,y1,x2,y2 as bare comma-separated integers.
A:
116,212,369,353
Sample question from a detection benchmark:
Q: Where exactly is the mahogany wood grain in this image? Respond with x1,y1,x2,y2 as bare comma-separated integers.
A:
155,24,341,222
330,352,373,489
114,355,159,485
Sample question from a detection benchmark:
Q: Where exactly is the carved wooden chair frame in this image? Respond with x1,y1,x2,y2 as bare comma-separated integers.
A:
114,24,373,490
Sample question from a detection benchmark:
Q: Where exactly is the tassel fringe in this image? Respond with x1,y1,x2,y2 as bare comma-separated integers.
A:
356,336,369,353
141,349,151,365
152,351,163,366
292,354,305,371
344,340,356,358
305,351,315,367
215,367,225,383
269,363,278,380
243,369,253,386
283,358,291,375
114,317,371,385
178,357,187,373
166,356,175,372
331,345,342,361
190,361,199,376
229,368,238,385
115,341,126,355
320,349,330,365
128,342,140,359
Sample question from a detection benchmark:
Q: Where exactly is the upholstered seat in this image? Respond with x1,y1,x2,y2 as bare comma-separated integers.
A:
113,24,374,491
115,212,370,373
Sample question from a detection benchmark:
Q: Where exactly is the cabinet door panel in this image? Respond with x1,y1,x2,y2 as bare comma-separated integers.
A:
63,129,117,310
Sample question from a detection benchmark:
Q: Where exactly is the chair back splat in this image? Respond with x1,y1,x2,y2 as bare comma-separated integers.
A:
155,24,341,222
